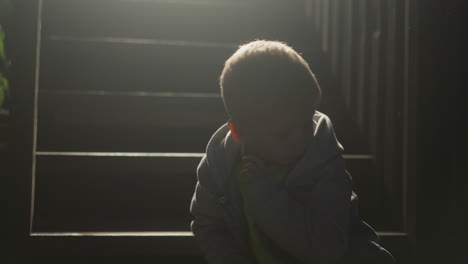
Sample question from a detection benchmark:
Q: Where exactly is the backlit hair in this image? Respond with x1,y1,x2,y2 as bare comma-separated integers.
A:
220,40,321,122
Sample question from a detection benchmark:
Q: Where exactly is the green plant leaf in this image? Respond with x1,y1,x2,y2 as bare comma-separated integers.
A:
0,75,7,107
0,89,4,108
0,28,10,71
0,89,4,107
0,25,4,61
0,74,8,90
0,25,8,72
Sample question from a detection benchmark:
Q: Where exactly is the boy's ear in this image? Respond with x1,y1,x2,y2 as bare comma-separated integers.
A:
228,121,244,143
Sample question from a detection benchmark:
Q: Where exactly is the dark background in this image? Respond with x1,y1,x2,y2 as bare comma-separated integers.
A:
2,0,466,263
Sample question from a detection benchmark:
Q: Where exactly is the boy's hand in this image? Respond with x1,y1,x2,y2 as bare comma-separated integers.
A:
240,155,268,180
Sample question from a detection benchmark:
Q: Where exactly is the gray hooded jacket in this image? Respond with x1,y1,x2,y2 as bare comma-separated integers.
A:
190,112,392,264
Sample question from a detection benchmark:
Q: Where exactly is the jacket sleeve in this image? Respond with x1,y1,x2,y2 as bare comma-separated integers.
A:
190,156,255,264
245,157,352,264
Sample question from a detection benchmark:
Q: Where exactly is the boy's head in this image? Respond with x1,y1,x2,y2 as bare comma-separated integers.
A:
220,40,321,165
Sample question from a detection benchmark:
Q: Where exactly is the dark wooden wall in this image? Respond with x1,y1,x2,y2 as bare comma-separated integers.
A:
305,0,410,234
414,0,466,263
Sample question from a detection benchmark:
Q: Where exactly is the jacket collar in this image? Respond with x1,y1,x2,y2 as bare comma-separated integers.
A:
205,112,343,191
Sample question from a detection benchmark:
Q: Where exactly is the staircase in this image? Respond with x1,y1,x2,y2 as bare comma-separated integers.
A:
34,0,380,239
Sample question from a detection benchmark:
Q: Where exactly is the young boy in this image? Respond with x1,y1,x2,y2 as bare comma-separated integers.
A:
190,40,394,264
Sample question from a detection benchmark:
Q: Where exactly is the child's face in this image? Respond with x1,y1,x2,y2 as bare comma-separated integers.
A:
236,114,315,166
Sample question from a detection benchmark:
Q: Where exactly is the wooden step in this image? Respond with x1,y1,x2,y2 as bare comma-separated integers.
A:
38,92,226,127
37,91,370,154
32,153,380,232
42,0,307,44
39,39,235,94
37,92,227,152
26,232,408,264
33,153,201,232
